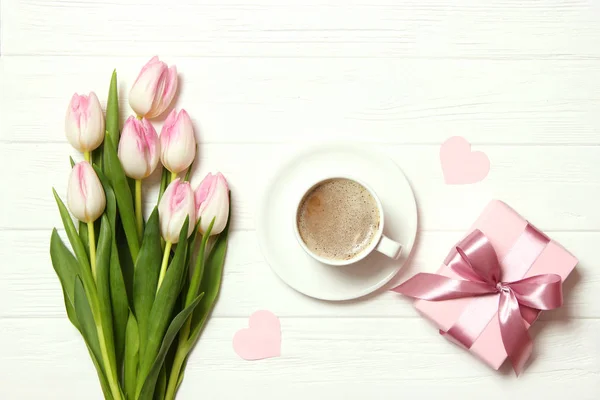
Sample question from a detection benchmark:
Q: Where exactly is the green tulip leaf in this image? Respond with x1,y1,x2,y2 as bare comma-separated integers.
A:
52,188,91,271
95,70,119,172
124,313,139,400
87,343,114,400
49,229,80,331
74,276,104,375
133,207,161,363
185,218,214,308
185,219,202,268
158,166,170,203
93,164,129,373
185,232,197,269
110,237,129,378
93,166,117,229
106,69,120,152
52,188,100,320
96,215,118,380
117,222,136,303
92,144,104,171
78,221,91,259
103,137,140,261
136,219,190,398
155,366,167,400
188,204,230,348
137,293,204,400
177,206,230,390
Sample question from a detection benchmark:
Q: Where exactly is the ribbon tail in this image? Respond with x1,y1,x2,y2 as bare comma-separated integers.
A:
498,290,533,376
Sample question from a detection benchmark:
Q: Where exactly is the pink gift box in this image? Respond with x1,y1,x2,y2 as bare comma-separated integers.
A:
415,200,578,370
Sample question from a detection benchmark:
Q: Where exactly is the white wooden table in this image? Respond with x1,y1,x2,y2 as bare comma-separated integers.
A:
1,1,599,399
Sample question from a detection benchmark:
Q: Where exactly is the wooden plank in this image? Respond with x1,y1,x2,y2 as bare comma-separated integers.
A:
1,317,598,399
0,143,598,231
2,57,600,144
2,1,599,399
3,0,600,60
0,230,594,318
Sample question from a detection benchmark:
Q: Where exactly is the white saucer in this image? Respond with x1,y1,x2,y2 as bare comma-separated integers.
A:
256,143,418,301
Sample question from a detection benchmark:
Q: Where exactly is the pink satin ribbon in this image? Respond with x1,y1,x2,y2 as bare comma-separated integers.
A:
392,228,563,375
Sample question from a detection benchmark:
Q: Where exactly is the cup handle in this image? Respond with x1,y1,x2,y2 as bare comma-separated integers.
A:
376,235,403,260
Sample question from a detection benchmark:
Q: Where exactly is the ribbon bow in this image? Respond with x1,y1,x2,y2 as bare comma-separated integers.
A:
393,229,563,375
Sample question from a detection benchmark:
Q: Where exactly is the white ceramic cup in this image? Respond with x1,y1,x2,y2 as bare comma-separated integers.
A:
293,176,403,266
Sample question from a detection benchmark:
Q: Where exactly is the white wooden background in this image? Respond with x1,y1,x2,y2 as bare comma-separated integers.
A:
1,0,600,399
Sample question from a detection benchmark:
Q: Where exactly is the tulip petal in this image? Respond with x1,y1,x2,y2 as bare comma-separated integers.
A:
129,56,178,119
147,65,178,119
195,173,215,212
65,92,105,152
196,172,230,235
67,162,106,223
159,109,196,174
133,56,161,86
119,117,160,179
129,57,167,117
158,179,196,243
81,92,105,152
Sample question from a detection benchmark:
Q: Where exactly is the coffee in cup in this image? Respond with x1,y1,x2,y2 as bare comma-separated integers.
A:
294,175,402,266
296,178,381,261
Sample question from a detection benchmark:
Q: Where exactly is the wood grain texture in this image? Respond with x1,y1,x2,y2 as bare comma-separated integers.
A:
1,143,599,231
0,230,594,319
2,0,600,398
2,57,600,144
1,318,598,400
3,0,600,59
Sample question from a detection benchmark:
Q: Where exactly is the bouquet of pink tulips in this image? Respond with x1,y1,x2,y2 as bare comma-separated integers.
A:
50,57,230,400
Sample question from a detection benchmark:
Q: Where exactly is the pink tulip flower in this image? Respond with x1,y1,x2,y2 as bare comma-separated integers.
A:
129,56,178,119
65,92,105,153
160,109,196,174
158,178,196,243
118,116,160,180
195,172,230,235
67,161,106,223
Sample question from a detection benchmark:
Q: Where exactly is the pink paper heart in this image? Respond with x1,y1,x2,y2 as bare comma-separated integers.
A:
233,310,281,361
440,136,490,184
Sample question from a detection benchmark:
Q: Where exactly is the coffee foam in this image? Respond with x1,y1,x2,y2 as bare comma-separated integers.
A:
297,178,380,260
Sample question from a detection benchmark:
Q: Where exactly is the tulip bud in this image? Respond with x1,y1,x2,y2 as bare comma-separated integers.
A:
158,178,196,243
129,56,178,119
118,116,160,179
65,92,105,153
160,109,196,174
67,161,106,223
195,172,230,235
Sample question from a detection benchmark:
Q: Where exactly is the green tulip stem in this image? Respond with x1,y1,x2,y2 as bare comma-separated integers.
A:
96,322,123,400
87,221,97,280
170,171,177,183
86,220,121,400
135,179,143,241
157,241,173,293
84,151,91,162
164,343,187,400
164,219,214,400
